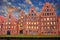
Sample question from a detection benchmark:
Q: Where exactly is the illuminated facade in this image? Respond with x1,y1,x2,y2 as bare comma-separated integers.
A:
0,2,60,35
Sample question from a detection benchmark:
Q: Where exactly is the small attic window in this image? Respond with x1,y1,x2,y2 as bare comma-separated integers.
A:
46,6,49,8
32,10,34,12
32,13,36,16
9,16,11,18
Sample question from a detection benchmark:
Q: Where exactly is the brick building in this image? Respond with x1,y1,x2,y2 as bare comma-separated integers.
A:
0,2,60,35
57,16,60,34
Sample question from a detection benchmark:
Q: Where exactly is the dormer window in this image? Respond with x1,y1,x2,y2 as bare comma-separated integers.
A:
9,16,11,18
46,6,49,8
32,13,36,16
32,10,34,12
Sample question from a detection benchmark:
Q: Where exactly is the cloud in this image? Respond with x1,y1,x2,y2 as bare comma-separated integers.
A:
25,0,32,5
7,2,12,5
39,2,44,6
3,0,8,2
19,3,26,8
35,7,40,10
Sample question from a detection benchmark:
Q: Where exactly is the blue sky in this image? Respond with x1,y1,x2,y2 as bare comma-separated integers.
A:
0,0,60,18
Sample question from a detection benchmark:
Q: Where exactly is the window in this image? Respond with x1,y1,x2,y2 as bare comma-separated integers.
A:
53,26,56,29
44,22,46,25
9,16,11,18
27,26,28,28
46,9,49,11
21,16,23,18
0,26,1,28
12,26,13,28
14,22,16,24
18,24,20,27
20,30,23,34
32,10,34,12
47,13,49,15
29,26,30,28
53,18,55,20
47,22,49,25
8,26,10,28
54,22,56,25
32,22,33,24
37,26,38,29
47,27,50,29
9,22,10,24
46,6,49,8
52,13,53,15
6,22,8,24
50,18,52,20
14,26,16,28
32,26,33,29
43,13,46,16
37,22,38,24
41,27,43,29
51,22,53,25
34,22,36,25
41,18,43,21
41,22,43,25
29,22,30,24
47,18,49,20
20,24,22,26
32,14,36,16
44,18,46,21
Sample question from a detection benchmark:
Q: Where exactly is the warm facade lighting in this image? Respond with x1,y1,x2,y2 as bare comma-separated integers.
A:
0,26,1,28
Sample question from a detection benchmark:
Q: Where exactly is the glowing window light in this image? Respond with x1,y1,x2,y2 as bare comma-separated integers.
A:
14,26,15,28
20,24,22,26
47,27,50,29
50,18,52,20
21,20,23,22
32,26,33,29
0,26,1,28
8,26,10,28
37,22,38,24
47,22,49,25
44,18,46,21
9,22,10,24
27,26,28,28
41,27,43,29
47,18,49,20
12,26,13,28
54,26,56,29
29,22,30,24
6,26,7,29
54,22,56,25
34,22,36,24
27,22,28,24
32,22,33,24
51,22,53,24
29,26,30,28
37,26,38,29
21,16,23,18
53,18,55,20
18,25,20,27
42,22,43,25
6,22,8,24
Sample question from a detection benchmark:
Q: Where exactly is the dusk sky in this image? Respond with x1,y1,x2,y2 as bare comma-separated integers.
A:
0,0,60,18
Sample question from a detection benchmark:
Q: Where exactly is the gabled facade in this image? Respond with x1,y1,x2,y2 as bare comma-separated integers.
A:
2,12,17,35
0,2,60,35
40,2,58,35
57,16,60,34
18,10,27,34
26,6,39,35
